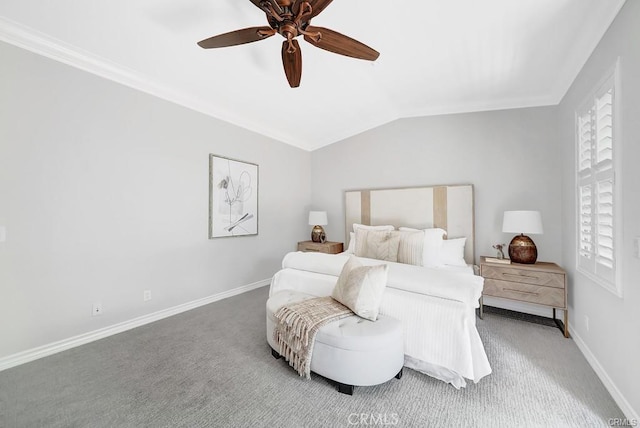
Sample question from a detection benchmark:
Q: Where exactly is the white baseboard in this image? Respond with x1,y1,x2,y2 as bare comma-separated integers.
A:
0,279,270,372
485,298,637,420
572,329,639,421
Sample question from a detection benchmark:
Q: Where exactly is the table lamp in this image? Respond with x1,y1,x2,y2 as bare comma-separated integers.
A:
502,211,543,264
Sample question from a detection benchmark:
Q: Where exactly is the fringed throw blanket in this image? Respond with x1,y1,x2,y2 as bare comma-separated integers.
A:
273,296,353,379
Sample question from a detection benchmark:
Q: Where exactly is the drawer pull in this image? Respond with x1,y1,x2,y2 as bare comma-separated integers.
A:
502,273,539,281
305,248,320,252
503,288,539,296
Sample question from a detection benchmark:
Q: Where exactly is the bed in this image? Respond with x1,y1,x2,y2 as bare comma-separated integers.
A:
269,184,491,388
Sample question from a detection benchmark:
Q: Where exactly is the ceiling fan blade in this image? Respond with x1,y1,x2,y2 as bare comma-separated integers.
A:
281,40,302,88
304,26,379,61
308,0,333,18
198,27,274,49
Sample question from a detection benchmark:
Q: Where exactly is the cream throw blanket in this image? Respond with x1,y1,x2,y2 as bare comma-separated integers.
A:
273,296,353,379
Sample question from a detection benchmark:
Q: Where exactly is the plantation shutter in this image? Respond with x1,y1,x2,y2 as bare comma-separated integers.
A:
576,76,616,287
594,86,614,283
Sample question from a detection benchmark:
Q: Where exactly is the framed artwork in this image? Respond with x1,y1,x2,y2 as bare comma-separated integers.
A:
209,154,258,238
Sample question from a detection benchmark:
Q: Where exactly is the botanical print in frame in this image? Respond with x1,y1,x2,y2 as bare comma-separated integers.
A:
209,154,258,238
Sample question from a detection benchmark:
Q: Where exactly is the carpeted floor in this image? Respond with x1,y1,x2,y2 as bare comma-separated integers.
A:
0,286,624,427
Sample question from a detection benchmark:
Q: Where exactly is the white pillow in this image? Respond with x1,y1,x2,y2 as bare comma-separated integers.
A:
354,229,401,262
423,228,446,267
398,227,446,267
441,237,467,266
396,230,424,266
332,256,389,321
345,232,356,254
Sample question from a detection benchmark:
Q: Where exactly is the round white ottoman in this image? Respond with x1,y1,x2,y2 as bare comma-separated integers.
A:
266,290,404,395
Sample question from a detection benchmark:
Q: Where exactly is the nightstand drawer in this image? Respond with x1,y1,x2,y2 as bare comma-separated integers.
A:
297,241,343,254
481,265,564,289
484,279,565,307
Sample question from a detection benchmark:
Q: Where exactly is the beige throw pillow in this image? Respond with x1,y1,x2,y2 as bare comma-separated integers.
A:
396,230,424,266
354,229,401,262
398,227,447,267
332,256,389,321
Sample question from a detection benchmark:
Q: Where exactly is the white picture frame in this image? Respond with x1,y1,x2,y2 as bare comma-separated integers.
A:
209,154,258,238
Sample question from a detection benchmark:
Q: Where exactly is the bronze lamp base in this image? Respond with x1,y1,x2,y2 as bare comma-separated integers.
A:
508,234,538,264
311,225,326,243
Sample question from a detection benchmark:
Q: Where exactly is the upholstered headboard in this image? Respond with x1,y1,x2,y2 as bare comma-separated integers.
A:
345,184,475,264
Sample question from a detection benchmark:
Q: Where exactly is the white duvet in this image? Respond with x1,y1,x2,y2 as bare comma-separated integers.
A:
270,252,492,388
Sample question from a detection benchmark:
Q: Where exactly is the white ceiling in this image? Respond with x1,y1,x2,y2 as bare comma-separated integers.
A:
0,0,626,151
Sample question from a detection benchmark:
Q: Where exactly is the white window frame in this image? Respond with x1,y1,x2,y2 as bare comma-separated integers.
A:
574,58,622,297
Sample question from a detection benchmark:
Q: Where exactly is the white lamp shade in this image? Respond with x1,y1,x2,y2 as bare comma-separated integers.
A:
308,211,328,226
502,211,543,234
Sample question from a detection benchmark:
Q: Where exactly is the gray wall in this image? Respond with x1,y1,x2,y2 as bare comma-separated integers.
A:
0,41,310,358
310,108,563,267
558,0,640,418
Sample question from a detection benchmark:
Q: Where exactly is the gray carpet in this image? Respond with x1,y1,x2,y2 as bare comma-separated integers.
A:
0,286,624,428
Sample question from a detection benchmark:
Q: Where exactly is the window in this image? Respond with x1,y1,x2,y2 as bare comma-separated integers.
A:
575,61,621,296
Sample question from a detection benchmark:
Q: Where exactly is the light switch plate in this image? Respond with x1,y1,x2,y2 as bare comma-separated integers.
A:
635,237,640,259
0,226,6,243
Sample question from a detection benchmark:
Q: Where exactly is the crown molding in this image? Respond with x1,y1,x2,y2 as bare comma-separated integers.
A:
0,16,311,150
0,17,556,153
400,93,559,120
2,0,626,153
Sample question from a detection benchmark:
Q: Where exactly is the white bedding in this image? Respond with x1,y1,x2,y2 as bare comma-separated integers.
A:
281,252,482,308
270,252,492,388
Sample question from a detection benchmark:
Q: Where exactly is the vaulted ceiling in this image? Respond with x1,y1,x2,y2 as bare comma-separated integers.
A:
0,0,626,151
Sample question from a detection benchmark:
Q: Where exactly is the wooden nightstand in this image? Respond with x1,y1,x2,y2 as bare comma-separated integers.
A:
479,256,569,338
297,241,344,254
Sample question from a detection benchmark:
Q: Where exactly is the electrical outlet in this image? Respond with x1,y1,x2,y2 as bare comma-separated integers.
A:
92,302,102,316
143,290,152,302
584,315,590,332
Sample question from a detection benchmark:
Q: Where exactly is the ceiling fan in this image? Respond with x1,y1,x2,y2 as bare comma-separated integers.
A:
197,0,380,88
